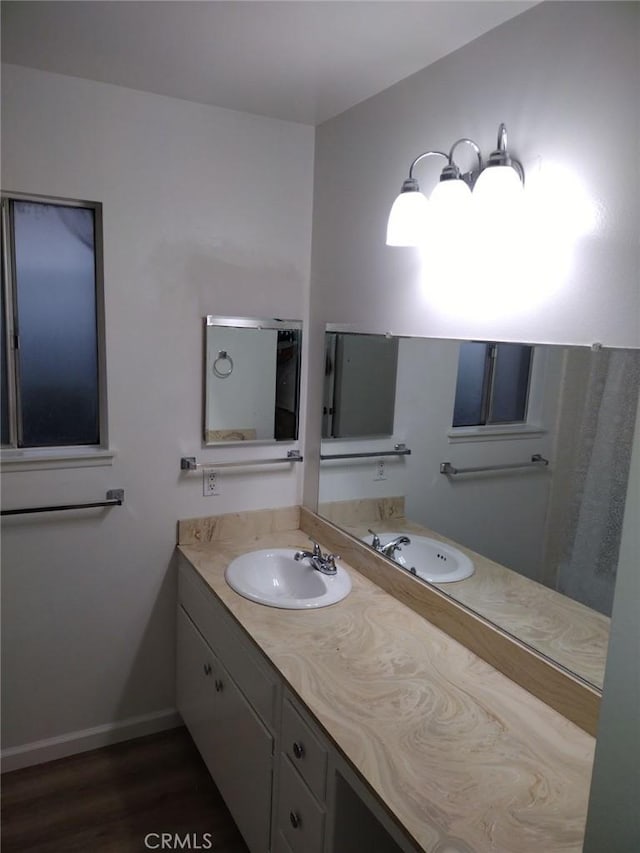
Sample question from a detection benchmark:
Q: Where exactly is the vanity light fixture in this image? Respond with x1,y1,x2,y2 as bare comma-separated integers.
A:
473,123,525,203
386,123,524,247
386,150,447,246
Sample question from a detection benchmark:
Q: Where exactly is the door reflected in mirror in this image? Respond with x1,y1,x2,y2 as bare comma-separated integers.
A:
323,332,398,438
204,316,302,444
318,329,640,690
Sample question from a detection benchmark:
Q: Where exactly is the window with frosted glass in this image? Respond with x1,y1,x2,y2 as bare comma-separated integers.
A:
1,195,104,448
453,341,533,428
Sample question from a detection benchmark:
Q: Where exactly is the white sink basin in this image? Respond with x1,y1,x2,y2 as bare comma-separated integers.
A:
364,533,474,583
225,548,352,609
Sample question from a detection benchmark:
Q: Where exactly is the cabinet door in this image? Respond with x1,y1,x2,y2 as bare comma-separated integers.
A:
178,561,280,731
177,606,273,853
176,605,218,766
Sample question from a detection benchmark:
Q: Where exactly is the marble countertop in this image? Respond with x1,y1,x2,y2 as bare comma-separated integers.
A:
346,518,610,690
178,527,595,853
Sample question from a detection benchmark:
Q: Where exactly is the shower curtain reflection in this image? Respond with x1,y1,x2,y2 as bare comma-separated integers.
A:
548,349,640,615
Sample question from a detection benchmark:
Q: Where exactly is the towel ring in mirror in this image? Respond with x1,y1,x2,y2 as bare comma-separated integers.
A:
213,350,234,378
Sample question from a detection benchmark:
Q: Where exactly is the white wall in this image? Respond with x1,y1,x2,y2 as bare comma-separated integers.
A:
0,64,314,763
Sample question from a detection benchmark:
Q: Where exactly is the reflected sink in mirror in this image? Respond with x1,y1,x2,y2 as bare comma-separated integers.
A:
363,533,475,583
225,548,352,609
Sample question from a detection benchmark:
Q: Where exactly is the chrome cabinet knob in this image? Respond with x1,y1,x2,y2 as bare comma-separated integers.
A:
292,741,305,759
289,811,301,829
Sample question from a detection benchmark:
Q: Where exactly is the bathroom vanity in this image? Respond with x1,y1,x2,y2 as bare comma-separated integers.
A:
176,507,594,853
177,551,407,853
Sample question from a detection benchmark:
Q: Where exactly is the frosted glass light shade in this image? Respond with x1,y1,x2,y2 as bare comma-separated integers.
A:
473,165,523,205
430,179,472,216
386,191,429,246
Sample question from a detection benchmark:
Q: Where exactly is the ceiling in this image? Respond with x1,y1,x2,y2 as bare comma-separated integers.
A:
1,1,537,126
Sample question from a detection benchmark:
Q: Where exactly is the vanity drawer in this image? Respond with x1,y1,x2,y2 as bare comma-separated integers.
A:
276,755,325,853
282,698,328,802
178,557,279,730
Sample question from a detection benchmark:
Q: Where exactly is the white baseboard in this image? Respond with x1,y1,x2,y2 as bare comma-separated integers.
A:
1,708,182,773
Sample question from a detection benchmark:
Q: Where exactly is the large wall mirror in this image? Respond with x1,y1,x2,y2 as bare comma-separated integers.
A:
204,316,302,444
318,326,640,690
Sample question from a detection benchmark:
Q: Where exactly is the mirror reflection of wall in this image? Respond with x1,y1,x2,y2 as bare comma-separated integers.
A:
318,330,640,688
204,317,302,444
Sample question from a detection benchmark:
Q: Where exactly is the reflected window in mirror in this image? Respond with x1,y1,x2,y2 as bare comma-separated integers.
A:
453,342,533,427
204,316,302,444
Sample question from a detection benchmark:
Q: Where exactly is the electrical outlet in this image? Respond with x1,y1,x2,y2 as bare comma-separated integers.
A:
374,460,386,481
203,470,219,496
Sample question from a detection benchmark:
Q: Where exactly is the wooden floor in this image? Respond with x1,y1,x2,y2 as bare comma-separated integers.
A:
1,727,250,853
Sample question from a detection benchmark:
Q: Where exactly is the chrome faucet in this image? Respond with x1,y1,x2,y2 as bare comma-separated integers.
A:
368,529,381,550
294,540,339,576
378,534,411,558
368,529,411,558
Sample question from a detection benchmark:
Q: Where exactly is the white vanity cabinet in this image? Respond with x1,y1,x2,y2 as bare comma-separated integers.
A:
177,556,418,853
177,562,279,853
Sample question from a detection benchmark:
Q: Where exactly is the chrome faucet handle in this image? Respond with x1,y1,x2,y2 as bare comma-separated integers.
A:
309,539,322,557
380,535,410,558
321,553,339,575
367,529,381,550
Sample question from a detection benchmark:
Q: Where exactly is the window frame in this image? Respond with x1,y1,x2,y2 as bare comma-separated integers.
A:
449,340,544,443
1,190,109,464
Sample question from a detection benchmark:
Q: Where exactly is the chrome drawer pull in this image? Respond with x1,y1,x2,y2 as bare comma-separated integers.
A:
292,741,305,759
289,811,301,829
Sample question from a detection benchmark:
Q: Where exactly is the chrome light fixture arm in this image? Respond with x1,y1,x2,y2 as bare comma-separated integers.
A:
404,150,449,188
397,123,524,193
447,137,483,188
